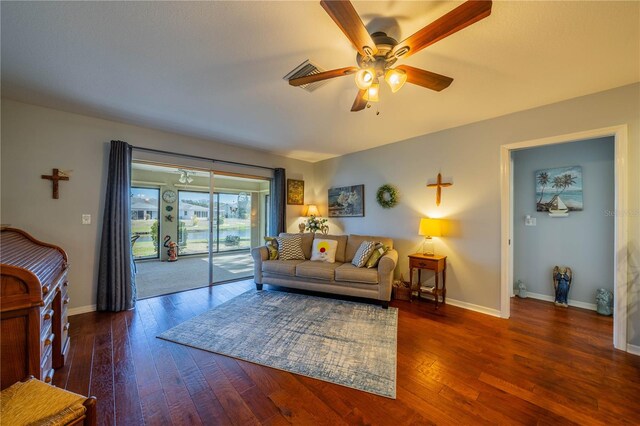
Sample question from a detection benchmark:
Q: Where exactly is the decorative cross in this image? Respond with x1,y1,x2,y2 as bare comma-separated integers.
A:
41,168,69,199
427,173,453,206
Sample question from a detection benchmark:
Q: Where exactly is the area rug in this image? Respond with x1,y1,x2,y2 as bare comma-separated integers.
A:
158,290,398,398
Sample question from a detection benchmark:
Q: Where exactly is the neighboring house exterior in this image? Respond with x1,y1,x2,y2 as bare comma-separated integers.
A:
131,197,158,220
179,202,209,220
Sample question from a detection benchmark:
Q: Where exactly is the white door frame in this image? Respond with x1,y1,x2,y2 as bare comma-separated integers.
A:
500,125,629,351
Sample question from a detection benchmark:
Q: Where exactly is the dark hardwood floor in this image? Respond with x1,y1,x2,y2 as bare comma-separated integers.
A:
56,280,640,425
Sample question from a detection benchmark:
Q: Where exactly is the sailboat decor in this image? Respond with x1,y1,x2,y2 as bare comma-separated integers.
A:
548,195,569,217
535,166,583,216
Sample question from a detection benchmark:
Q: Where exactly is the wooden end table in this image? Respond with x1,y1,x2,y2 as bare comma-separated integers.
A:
409,253,447,309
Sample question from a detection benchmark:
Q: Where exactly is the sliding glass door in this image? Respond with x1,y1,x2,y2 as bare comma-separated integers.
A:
131,161,270,297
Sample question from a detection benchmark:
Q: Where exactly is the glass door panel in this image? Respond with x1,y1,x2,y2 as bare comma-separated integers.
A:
178,190,211,255
210,174,270,284
130,187,160,259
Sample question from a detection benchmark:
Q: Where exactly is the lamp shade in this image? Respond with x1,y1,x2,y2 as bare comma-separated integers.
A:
418,218,441,237
385,68,407,93
305,204,320,217
355,68,375,90
363,82,380,102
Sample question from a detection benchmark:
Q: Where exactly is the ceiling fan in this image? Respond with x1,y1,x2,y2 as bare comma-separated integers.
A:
288,0,493,111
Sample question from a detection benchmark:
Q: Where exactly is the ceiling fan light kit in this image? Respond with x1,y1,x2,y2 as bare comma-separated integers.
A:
363,82,380,102
355,68,375,90
288,0,493,112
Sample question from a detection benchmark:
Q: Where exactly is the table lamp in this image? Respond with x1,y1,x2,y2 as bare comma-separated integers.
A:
418,218,442,256
299,204,320,232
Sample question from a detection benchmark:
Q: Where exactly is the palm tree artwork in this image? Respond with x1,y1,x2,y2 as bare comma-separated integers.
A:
535,166,583,212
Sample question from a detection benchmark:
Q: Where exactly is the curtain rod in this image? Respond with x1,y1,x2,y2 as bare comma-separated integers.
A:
131,146,276,171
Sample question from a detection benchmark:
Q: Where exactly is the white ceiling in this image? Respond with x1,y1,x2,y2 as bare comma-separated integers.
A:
2,1,638,162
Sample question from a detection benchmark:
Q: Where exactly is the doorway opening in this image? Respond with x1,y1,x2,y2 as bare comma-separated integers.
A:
500,125,629,351
130,161,270,299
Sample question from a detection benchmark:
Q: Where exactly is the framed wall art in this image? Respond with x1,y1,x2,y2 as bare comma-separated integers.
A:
287,179,304,205
535,166,583,212
328,185,364,217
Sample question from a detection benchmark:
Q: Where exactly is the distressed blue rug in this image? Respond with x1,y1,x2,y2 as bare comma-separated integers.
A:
158,290,398,398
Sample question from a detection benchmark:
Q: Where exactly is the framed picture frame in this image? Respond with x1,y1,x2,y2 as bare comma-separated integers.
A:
328,185,365,217
287,179,304,205
535,166,583,212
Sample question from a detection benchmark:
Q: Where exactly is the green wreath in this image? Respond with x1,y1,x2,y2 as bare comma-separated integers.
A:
376,184,399,209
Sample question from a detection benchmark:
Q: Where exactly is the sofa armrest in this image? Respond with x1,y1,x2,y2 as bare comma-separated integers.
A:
377,249,398,301
251,246,268,284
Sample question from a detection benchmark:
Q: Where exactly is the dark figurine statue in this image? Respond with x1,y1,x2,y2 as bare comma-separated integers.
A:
553,266,572,307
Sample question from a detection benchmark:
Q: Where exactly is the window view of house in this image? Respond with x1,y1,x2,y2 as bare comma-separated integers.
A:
130,187,160,259
177,190,253,255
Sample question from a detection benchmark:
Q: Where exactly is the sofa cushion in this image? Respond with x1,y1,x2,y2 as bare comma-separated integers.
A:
352,241,376,267
279,232,314,259
310,239,338,263
366,243,389,268
335,263,379,284
346,234,394,262
264,236,279,260
262,259,305,276
276,234,305,260
296,261,341,281
314,234,348,263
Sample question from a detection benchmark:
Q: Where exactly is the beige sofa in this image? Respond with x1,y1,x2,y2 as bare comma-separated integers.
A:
251,233,398,308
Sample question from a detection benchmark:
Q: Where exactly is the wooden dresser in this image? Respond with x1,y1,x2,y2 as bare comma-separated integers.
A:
0,227,71,389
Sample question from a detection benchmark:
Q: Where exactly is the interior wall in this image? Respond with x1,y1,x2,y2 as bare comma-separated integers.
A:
313,83,639,345
0,99,314,312
512,137,615,308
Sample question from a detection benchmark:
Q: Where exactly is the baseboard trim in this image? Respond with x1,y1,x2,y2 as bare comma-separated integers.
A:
627,344,640,356
523,292,597,311
446,298,502,318
68,304,96,316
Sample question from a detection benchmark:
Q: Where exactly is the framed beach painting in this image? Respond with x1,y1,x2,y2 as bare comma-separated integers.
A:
287,179,304,205
328,185,364,217
535,166,583,212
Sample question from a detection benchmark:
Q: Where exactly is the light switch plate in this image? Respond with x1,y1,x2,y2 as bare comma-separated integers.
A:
525,216,536,226
82,214,91,225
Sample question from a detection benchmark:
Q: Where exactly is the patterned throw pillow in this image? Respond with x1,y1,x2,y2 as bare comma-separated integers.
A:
264,236,278,260
276,234,306,260
310,239,339,263
366,243,389,268
351,241,376,268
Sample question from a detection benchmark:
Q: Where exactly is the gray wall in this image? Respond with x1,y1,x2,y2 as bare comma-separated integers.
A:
0,99,314,313
313,83,639,345
2,83,639,346
513,138,615,307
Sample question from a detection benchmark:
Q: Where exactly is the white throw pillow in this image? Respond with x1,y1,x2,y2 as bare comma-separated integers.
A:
276,234,305,260
352,241,376,267
310,239,339,263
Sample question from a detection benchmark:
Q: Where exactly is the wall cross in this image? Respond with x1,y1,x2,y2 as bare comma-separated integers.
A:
41,168,69,199
427,173,453,206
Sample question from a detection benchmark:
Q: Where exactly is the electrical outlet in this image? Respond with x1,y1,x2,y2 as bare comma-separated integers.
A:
82,214,91,225
525,215,536,226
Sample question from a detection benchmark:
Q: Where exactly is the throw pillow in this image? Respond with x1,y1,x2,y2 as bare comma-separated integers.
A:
276,234,305,260
351,240,376,268
310,239,339,263
366,243,389,268
264,236,279,260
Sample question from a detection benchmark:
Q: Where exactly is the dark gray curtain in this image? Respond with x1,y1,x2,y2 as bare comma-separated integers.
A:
269,168,286,236
97,140,135,311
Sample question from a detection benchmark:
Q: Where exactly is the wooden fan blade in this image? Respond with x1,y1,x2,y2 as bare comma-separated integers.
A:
396,65,453,92
351,89,367,112
288,67,358,87
391,0,492,59
320,0,378,57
